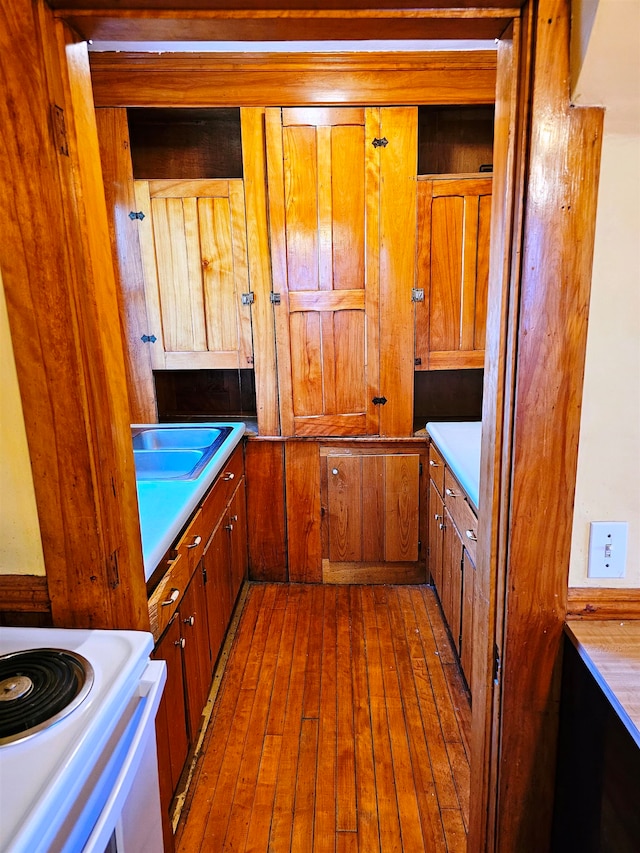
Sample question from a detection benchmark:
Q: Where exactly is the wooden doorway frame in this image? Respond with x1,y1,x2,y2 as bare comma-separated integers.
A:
2,1,604,850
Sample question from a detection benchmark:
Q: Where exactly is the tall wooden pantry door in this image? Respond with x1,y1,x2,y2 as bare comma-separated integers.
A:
266,107,387,437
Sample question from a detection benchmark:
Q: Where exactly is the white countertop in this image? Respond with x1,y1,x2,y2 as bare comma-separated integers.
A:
135,422,245,580
426,421,482,510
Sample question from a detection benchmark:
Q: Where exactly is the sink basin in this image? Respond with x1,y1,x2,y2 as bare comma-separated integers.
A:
132,427,222,451
131,425,234,481
133,449,205,480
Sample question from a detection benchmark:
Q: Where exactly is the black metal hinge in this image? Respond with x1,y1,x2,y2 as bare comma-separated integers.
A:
372,137,388,148
129,210,145,221
372,396,387,405
415,357,422,366
141,334,157,344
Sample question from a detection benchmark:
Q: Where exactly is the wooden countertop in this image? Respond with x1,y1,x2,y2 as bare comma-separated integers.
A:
565,620,640,748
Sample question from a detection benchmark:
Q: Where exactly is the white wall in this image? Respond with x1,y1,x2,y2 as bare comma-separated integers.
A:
569,0,640,586
0,270,46,575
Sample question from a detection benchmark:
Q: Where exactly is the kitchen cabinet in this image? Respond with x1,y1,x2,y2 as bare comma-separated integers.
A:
319,442,426,584
415,175,492,370
148,444,247,819
427,439,478,690
266,106,416,437
135,178,254,370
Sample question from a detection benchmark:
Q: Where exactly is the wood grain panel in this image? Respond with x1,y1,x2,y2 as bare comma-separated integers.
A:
475,192,492,350
134,179,166,368
94,107,157,423
567,589,640,620
414,180,432,370
290,311,323,417
384,454,420,562
327,455,363,562
89,51,499,106
285,442,322,583
147,178,229,198
361,454,385,562
284,124,319,292
245,441,287,582
333,311,366,415
200,196,236,352
364,108,381,437
332,124,366,291
288,290,365,312
430,195,464,352
378,107,417,437
240,108,279,434
0,576,50,613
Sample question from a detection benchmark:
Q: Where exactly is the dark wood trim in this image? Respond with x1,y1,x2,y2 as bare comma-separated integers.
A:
89,51,497,109
0,575,51,613
567,588,640,620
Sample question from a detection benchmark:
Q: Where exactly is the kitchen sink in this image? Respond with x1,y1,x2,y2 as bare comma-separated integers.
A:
132,425,233,481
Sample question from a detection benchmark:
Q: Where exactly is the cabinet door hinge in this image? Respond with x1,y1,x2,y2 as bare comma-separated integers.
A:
493,643,502,685
372,396,387,405
141,334,157,344
270,292,281,305
51,104,69,156
241,292,254,305
415,357,422,366
128,210,145,221
411,288,425,303
372,137,389,148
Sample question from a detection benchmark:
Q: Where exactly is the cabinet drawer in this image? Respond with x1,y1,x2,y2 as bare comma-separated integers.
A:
201,445,244,544
148,551,191,642
444,468,478,564
428,442,445,496
176,508,206,571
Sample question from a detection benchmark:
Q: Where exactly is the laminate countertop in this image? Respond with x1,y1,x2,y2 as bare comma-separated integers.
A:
565,620,640,748
426,421,482,511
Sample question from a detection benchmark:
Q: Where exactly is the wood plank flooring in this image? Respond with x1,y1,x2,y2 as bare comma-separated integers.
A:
176,583,471,852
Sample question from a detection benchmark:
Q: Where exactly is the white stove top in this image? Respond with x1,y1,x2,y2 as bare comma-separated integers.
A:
0,627,154,853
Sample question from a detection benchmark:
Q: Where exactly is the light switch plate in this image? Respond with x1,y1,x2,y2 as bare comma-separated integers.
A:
587,521,628,578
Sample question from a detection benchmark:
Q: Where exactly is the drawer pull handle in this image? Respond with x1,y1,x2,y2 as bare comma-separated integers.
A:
183,615,195,626
429,460,439,467
162,588,180,607
222,472,235,481
465,529,478,542
187,535,202,549
175,638,186,649
445,488,459,498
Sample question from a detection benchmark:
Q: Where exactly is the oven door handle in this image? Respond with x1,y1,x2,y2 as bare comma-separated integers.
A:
80,660,167,853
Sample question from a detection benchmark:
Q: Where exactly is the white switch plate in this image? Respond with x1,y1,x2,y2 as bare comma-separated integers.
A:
587,521,628,578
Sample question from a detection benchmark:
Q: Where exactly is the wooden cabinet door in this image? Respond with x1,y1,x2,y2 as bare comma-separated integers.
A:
135,178,253,370
180,565,211,741
460,548,476,690
322,449,422,583
415,175,492,370
442,507,463,653
152,614,189,795
266,107,380,437
202,518,232,670
428,478,444,596
228,479,248,607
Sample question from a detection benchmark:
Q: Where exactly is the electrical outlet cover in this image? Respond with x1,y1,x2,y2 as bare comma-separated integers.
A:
587,521,628,579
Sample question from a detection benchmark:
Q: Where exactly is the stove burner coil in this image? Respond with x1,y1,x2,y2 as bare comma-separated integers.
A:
0,649,94,746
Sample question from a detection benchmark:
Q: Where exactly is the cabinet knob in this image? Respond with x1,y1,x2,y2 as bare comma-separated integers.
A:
465,529,478,542
161,588,180,607
332,468,339,475
445,488,459,498
429,460,439,467
222,472,235,481
175,638,186,649
187,535,202,549
183,615,195,626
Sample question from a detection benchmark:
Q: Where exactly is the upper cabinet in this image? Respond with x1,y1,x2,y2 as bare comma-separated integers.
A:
414,106,494,372
266,106,417,437
135,177,254,370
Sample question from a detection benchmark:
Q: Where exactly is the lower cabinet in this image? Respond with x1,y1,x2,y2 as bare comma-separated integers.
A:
427,440,478,693
150,446,247,839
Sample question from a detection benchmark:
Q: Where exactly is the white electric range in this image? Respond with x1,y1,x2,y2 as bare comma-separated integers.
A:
0,627,166,853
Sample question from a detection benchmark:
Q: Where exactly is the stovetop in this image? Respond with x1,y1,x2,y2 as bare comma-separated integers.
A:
0,626,154,853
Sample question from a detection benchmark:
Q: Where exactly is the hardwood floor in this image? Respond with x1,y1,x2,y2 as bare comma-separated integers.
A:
176,583,471,852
